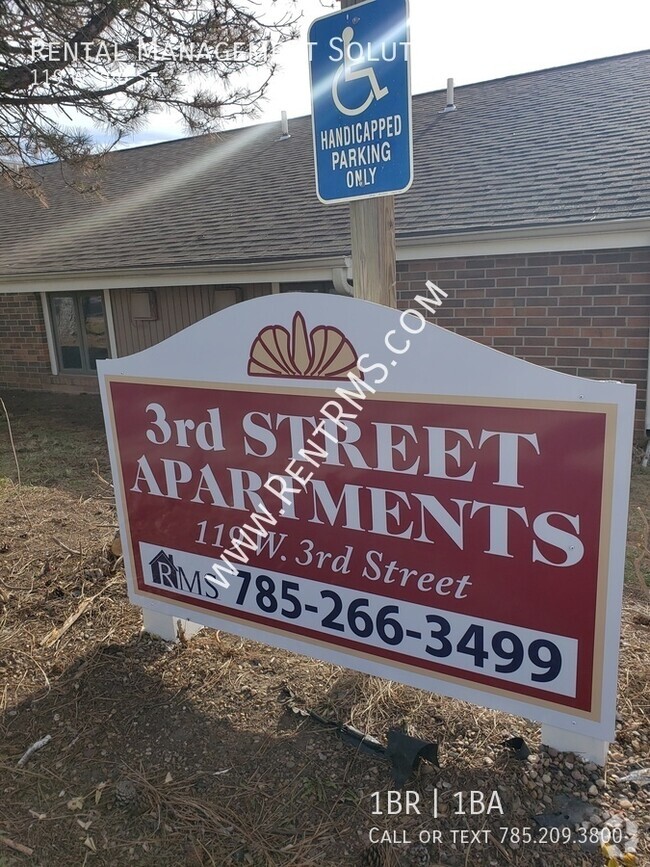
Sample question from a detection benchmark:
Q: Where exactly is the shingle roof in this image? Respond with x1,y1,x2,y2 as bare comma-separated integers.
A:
1,50,649,277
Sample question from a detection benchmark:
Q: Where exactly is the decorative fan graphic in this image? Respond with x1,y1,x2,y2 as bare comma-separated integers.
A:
247,312,361,380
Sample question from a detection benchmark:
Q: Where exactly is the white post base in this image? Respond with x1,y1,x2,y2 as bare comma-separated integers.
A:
541,724,609,766
141,608,203,643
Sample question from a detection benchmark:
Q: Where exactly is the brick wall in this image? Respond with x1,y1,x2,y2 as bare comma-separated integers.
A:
397,247,650,437
0,293,99,394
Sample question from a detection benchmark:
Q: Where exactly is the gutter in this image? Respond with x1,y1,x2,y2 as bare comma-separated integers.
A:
0,256,351,294
397,217,650,261
1,217,648,294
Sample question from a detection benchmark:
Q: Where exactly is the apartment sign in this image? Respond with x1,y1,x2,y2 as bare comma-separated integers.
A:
98,293,635,743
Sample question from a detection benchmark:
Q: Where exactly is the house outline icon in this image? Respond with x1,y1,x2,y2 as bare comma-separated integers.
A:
149,550,179,589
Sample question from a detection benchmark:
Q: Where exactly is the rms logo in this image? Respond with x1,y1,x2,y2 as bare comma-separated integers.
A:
149,550,179,588
147,548,219,599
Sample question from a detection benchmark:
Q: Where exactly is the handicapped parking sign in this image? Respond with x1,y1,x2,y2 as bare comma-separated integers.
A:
308,0,413,204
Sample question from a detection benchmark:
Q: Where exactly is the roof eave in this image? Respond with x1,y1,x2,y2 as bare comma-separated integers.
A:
1,217,648,294
0,255,351,293
397,217,650,260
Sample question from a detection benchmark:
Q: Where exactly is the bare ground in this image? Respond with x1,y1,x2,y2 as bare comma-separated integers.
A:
0,390,649,867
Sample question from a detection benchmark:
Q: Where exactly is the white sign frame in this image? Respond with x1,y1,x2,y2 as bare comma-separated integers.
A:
98,294,635,764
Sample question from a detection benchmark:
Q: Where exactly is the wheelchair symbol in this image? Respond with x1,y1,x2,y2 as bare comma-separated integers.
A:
332,26,389,117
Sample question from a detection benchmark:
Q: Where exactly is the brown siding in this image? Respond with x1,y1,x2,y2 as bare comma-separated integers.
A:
397,247,650,437
110,284,268,356
241,284,274,301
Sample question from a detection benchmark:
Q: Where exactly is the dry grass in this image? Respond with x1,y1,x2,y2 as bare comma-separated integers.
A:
0,390,110,496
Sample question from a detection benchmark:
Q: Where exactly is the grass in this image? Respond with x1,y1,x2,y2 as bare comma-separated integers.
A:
0,389,110,496
626,462,650,591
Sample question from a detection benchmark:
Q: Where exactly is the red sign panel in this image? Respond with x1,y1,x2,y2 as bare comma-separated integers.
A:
107,378,612,717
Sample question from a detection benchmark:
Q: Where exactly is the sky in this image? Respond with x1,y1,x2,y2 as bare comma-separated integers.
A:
125,0,650,146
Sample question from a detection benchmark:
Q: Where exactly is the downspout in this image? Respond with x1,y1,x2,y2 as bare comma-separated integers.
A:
641,334,650,467
332,257,354,295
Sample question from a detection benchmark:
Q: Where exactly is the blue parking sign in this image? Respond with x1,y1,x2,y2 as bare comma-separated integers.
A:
308,0,413,204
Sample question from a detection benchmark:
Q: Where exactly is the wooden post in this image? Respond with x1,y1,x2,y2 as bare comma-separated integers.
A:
341,0,397,309
350,197,397,307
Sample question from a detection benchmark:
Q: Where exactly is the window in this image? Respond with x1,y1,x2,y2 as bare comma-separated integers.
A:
49,292,109,373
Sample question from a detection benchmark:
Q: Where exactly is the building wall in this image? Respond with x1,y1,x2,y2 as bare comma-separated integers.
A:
0,256,648,437
0,292,97,393
397,247,650,437
0,285,270,394
110,284,269,356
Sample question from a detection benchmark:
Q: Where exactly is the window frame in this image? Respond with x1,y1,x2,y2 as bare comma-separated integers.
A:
47,291,109,375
